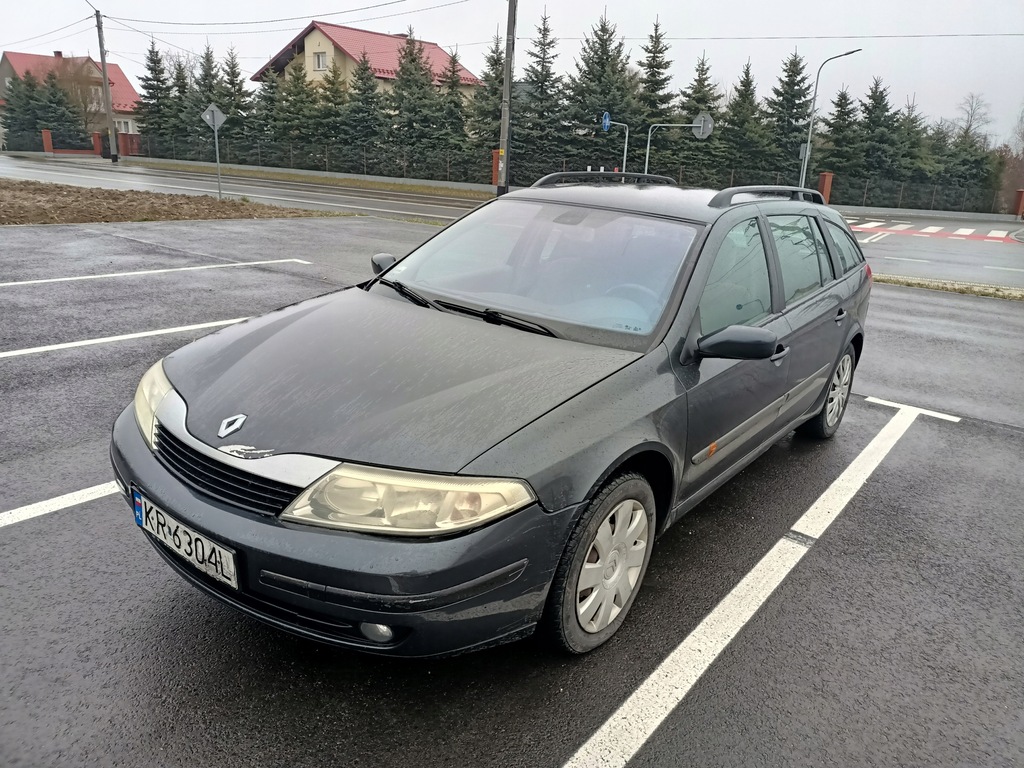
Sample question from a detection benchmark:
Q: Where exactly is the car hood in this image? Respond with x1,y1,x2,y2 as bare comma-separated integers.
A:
163,288,641,473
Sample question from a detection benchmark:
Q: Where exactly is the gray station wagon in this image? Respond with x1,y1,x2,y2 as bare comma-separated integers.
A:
110,175,871,657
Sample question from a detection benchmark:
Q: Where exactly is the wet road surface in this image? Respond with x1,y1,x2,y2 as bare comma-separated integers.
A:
2,218,1022,767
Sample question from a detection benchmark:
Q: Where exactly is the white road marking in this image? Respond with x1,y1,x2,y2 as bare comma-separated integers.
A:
912,233,930,237
884,256,930,262
0,483,119,529
843,218,859,223
888,223,913,231
0,318,247,359
857,221,885,229
0,259,312,288
987,230,1009,238
864,396,960,422
953,228,976,236
921,226,943,233
984,265,1024,273
562,399,956,768
863,232,891,243
950,236,967,240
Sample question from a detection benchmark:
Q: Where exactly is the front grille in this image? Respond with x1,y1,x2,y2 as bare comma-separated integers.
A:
154,424,303,515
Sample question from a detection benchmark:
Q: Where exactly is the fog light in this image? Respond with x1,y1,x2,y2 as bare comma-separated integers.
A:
359,622,394,643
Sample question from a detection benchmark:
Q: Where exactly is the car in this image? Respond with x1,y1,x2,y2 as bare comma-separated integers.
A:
109,174,871,658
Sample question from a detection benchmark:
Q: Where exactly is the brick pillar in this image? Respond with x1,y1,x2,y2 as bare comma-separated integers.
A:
41,129,54,154
491,149,501,186
818,171,834,205
1014,189,1024,218
118,133,129,158
91,132,103,155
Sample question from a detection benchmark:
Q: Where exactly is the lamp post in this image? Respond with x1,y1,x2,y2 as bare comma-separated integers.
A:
798,48,862,189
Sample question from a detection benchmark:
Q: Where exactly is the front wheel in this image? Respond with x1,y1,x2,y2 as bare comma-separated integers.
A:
543,472,656,654
798,343,856,439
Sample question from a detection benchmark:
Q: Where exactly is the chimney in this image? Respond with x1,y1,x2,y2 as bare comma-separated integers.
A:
53,51,63,58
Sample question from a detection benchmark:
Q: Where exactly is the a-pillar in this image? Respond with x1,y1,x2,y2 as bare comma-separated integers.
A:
818,171,834,205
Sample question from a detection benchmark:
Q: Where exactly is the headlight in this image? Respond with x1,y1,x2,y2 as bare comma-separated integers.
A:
281,464,536,536
133,359,174,449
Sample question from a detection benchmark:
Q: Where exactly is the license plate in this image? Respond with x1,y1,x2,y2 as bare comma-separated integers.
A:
133,489,238,589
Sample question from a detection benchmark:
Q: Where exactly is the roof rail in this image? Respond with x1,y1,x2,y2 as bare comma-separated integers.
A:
531,171,677,188
708,185,826,208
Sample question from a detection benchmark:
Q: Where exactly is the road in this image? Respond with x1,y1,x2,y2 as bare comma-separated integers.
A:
2,218,1023,768
0,154,479,221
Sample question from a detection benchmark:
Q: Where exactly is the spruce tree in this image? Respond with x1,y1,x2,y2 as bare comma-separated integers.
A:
387,28,443,178
219,47,250,161
317,59,348,163
674,55,726,185
184,44,223,158
465,35,504,179
816,87,865,178
136,42,173,153
2,73,44,149
435,51,470,180
247,72,283,165
163,56,193,158
567,13,642,171
517,13,569,183
721,61,773,180
637,20,674,172
763,52,812,183
893,101,933,182
38,71,90,148
340,52,386,174
277,63,320,168
859,77,901,179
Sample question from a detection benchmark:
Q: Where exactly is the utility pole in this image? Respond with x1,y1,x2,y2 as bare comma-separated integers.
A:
496,0,518,196
93,9,119,163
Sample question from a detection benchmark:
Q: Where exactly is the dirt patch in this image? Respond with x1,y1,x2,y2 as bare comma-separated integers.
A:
0,179,341,225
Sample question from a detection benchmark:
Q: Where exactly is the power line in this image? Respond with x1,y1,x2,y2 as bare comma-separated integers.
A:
556,32,1024,41
0,16,92,48
104,16,197,56
108,0,474,37
108,0,408,27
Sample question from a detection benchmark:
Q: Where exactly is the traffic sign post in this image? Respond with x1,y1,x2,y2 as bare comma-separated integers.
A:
644,113,714,175
202,103,227,200
601,112,630,175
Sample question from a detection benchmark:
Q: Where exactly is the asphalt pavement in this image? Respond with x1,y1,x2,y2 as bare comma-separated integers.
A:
2,217,1023,768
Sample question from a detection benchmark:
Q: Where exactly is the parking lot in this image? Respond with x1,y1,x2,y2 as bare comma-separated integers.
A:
2,217,1024,767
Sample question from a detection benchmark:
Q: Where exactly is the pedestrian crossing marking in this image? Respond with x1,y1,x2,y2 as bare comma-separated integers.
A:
920,226,943,233
988,230,1009,238
888,224,913,231
953,228,975,236
858,221,885,229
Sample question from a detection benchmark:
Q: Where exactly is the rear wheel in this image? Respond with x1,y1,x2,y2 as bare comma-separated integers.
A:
543,472,655,654
798,343,856,439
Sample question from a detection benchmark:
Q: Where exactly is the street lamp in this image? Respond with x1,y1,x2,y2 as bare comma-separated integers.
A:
798,48,862,189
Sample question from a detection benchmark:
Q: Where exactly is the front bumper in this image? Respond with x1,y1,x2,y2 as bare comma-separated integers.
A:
110,407,581,657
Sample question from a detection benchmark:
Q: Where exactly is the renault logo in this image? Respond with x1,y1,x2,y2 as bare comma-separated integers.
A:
218,414,247,438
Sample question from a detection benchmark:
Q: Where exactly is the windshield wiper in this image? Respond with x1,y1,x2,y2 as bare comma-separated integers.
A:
436,301,558,338
377,278,447,312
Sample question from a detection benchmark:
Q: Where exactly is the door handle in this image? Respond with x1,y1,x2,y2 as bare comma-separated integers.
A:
835,309,848,324
769,345,790,363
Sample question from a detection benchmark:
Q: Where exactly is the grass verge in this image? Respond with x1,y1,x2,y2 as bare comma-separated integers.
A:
124,159,494,202
0,178,348,225
874,273,1024,301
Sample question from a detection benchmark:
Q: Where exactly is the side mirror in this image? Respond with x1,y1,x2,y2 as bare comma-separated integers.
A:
371,253,397,275
697,325,777,361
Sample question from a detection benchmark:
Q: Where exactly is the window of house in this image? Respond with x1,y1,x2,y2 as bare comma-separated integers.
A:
698,218,772,336
768,215,831,306
314,52,328,71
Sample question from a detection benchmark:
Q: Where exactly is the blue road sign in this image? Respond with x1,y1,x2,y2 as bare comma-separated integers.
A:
602,112,611,132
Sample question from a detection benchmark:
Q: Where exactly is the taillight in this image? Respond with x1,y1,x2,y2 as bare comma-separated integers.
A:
865,263,873,281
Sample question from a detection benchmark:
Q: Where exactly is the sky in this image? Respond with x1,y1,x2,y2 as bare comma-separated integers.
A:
3,0,1023,142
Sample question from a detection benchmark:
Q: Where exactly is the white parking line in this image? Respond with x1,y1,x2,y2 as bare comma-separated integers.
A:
0,259,312,288
0,483,118,529
0,318,247,359
562,398,957,768
921,226,943,233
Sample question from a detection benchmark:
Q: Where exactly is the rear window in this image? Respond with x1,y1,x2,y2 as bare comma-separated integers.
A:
824,221,865,274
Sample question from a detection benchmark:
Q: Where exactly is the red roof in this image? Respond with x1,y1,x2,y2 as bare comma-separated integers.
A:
1,51,139,113
252,21,480,86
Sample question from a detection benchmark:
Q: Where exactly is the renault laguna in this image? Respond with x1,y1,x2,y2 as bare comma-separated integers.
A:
110,175,871,657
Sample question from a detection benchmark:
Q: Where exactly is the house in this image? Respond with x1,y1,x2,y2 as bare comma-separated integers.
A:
252,21,481,98
0,50,141,143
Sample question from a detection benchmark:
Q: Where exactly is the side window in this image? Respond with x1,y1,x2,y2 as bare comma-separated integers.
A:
698,219,772,336
768,215,830,305
824,221,865,274
810,218,835,283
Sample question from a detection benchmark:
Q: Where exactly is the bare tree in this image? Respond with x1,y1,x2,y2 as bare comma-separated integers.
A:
955,92,992,145
1012,103,1024,154
54,56,105,133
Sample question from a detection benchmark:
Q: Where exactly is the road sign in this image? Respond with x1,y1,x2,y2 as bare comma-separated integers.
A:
602,112,611,132
693,112,714,140
202,103,226,131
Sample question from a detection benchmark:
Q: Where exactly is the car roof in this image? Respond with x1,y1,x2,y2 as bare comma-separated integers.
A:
504,182,837,226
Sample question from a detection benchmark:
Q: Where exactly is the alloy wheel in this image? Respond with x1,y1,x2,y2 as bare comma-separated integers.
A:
826,354,853,427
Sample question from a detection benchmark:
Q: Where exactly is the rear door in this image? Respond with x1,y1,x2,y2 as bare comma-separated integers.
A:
764,212,846,424
677,215,792,492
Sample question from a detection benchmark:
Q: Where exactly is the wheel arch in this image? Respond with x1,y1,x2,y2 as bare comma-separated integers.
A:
583,444,677,537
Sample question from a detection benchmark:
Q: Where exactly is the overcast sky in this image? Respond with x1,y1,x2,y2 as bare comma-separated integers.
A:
4,0,1023,141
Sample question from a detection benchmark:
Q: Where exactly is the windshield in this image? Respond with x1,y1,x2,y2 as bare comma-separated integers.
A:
379,199,700,348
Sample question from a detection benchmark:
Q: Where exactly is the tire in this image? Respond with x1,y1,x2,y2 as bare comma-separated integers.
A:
543,472,656,654
797,343,856,440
